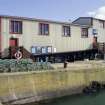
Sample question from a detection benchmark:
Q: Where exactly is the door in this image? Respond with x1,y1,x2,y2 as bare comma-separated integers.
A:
93,37,97,43
93,37,97,48
9,38,19,58
9,38,18,47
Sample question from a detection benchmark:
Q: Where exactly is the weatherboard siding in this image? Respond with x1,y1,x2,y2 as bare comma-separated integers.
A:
1,17,92,57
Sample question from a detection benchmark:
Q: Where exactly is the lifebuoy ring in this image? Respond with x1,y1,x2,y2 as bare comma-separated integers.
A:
14,51,22,60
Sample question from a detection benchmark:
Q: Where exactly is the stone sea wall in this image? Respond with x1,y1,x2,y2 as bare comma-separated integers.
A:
0,68,105,105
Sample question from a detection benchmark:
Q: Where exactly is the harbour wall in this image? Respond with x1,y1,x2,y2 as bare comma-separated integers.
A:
0,68,105,105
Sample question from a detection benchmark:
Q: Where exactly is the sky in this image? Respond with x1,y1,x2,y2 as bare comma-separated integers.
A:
0,0,105,22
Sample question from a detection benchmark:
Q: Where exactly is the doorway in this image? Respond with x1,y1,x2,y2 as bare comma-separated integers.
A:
93,37,97,44
9,38,18,47
9,38,19,58
93,37,97,48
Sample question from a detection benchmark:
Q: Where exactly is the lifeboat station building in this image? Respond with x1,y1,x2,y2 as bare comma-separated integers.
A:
0,15,105,62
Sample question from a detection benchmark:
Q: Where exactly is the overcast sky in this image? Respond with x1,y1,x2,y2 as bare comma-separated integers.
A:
0,0,105,21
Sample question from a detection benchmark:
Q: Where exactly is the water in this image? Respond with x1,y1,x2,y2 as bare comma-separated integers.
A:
31,91,105,105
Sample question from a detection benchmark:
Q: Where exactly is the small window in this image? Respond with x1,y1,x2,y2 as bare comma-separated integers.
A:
47,46,52,53
10,20,22,34
31,46,36,54
39,23,49,35
81,28,88,38
42,47,47,54
62,26,70,37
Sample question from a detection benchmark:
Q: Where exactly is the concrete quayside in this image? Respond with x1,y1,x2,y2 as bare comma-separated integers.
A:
0,60,105,105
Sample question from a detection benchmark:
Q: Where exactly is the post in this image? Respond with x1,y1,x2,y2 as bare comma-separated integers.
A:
104,54,105,61
64,60,68,68
45,57,48,62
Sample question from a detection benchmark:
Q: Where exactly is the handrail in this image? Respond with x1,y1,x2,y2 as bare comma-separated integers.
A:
9,46,33,59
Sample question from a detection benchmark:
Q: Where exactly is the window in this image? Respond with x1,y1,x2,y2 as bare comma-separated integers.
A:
10,20,22,34
31,46,36,54
42,47,47,54
92,29,98,35
47,46,52,53
63,26,70,36
31,46,52,54
39,23,49,35
37,46,42,54
81,28,88,38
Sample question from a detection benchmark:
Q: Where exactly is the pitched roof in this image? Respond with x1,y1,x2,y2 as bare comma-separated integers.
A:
0,14,89,27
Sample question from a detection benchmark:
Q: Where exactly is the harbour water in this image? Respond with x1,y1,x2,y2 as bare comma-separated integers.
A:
30,91,105,105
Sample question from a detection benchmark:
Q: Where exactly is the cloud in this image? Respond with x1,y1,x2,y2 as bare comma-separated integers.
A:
87,6,105,20
88,12,96,16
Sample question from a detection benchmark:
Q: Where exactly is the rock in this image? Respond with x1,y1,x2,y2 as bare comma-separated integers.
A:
83,81,101,94
0,102,3,105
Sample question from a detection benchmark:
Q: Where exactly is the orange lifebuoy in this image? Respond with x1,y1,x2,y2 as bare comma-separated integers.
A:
14,51,22,60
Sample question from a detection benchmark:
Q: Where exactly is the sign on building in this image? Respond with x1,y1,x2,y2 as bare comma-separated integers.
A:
92,29,98,35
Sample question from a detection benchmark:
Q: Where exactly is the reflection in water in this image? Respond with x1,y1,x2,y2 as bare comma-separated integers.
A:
28,91,105,105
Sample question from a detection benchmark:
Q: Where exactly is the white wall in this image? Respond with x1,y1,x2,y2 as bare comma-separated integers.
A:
1,17,93,57
93,19,105,43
